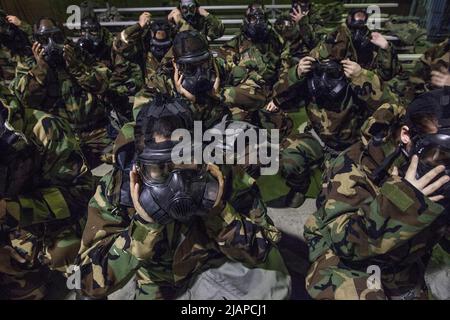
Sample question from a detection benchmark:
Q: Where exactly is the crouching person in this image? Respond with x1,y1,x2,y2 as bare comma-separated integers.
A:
75,95,291,300
0,88,95,299
304,89,450,300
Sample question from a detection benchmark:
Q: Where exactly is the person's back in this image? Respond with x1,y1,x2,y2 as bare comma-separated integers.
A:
305,90,450,299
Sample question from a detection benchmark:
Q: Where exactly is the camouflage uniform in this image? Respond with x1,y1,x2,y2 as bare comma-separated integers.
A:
0,86,95,299
0,19,33,87
75,123,289,299
114,23,170,88
90,26,144,139
176,12,225,42
0,48,15,86
13,51,113,168
274,62,397,198
310,24,400,82
367,16,432,106
217,26,293,135
304,103,449,299
132,51,272,131
405,39,449,104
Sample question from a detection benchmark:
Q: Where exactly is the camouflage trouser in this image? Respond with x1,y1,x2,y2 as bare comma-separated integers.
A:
306,249,429,300
280,132,326,193
77,127,112,169
133,247,290,300
0,227,81,300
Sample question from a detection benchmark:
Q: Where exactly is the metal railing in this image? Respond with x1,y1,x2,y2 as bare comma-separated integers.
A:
84,2,420,62
92,3,399,13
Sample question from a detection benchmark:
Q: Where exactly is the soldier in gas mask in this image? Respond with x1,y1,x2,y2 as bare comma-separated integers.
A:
310,9,400,82
218,2,294,137
133,30,269,131
405,37,450,104
275,0,319,66
76,15,143,143
0,85,95,300
0,10,33,86
168,0,224,42
305,89,450,300
76,16,113,65
12,17,112,168
75,94,290,300
116,13,174,89
270,53,396,208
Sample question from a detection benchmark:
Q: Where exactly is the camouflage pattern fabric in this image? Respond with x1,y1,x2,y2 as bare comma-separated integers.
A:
0,87,96,299
405,39,450,104
304,103,448,300
310,24,400,82
274,62,397,192
176,12,225,42
12,50,113,168
75,123,288,300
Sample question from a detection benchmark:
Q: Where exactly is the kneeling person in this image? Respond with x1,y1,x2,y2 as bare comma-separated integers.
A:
76,96,290,300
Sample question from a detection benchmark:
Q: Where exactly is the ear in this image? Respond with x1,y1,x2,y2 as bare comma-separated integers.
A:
400,125,411,145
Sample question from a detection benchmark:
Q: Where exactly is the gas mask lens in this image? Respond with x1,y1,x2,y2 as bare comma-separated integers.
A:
180,59,210,76
420,146,450,169
181,4,196,15
416,130,450,172
138,162,174,184
137,161,204,185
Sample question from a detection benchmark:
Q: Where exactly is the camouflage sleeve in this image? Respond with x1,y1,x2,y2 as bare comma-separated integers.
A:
201,165,281,266
114,23,144,61
216,37,239,64
107,55,144,116
67,60,111,95
3,112,94,230
203,13,225,41
309,35,333,60
298,17,320,51
305,155,446,262
132,86,156,121
279,41,293,71
374,43,400,81
77,172,165,298
13,61,50,109
271,65,307,106
404,57,429,103
349,68,398,111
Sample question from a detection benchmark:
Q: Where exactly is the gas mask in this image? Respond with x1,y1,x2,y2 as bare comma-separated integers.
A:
76,18,104,58
307,59,349,107
0,107,35,198
148,20,173,61
0,13,31,55
34,23,65,68
274,16,299,42
398,89,450,206
173,30,216,97
243,5,270,43
346,10,375,65
410,128,450,202
178,58,216,96
180,0,199,25
136,141,220,224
